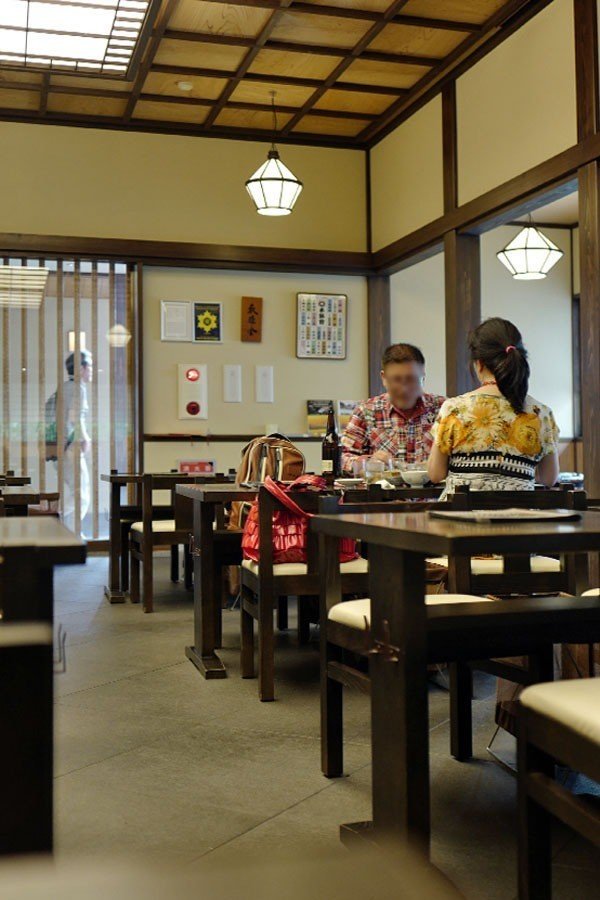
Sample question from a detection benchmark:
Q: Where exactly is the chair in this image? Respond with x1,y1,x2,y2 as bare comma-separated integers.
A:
517,678,600,899
240,487,369,701
129,474,202,613
320,541,600,783
28,492,60,517
433,487,589,761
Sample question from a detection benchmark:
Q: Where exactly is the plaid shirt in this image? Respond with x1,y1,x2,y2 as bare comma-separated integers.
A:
340,392,446,472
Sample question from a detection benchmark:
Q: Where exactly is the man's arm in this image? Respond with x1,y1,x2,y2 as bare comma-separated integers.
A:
340,405,371,474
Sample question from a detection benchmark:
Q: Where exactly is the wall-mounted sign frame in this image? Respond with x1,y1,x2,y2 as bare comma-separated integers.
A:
194,302,223,343
296,293,347,359
241,296,263,342
161,300,192,342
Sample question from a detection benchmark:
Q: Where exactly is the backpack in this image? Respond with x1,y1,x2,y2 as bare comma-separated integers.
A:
228,434,305,532
241,475,357,565
44,390,59,461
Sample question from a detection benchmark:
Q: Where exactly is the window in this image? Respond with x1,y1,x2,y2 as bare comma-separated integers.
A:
0,1,155,76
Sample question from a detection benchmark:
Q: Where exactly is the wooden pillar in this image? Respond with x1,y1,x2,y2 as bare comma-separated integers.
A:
574,0,600,585
444,232,481,397
367,274,391,397
442,81,481,398
574,0,600,497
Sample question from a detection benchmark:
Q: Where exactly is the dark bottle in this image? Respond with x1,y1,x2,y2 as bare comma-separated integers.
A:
321,408,340,480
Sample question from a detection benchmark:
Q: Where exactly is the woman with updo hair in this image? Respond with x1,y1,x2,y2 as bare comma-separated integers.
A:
428,317,559,493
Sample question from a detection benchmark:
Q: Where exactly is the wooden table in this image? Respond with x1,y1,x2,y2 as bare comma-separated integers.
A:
0,518,86,854
0,485,41,516
176,483,257,678
312,509,600,855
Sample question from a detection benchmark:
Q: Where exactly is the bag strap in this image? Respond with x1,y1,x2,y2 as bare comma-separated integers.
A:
263,476,313,519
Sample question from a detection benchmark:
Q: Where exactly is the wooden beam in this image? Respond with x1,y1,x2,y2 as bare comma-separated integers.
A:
198,0,482,31
0,106,358,148
574,0,600,515
39,73,50,116
373,134,600,272
163,29,436,67
367,274,391,396
202,1,296,130
444,231,480,396
138,92,375,120
150,63,407,96
574,0,599,139
442,81,457,212
0,232,371,275
124,0,181,123
281,0,415,136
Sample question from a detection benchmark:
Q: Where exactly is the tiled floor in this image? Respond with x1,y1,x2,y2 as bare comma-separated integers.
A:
52,556,599,898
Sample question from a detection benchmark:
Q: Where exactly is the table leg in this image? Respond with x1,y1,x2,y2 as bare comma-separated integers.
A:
340,546,430,856
185,502,226,679
104,481,125,603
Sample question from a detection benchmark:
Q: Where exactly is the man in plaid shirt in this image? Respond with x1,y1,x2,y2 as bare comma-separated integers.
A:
341,343,446,474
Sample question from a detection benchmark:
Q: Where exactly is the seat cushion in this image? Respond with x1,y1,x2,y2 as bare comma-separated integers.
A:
583,588,600,596
520,679,600,746
328,594,493,630
241,556,369,577
426,555,561,575
130,519,176,534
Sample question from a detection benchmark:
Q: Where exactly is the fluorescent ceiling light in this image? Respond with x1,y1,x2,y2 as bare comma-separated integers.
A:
0,1,152,76
0,266,49,307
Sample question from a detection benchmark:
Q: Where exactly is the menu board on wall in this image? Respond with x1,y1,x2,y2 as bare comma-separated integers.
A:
296,293,347,359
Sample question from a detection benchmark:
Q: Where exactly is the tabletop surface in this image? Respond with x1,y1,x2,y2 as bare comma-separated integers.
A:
312,509,600,555
0,518,87,561
101,473,142,484
0,486,41,501
176,483,256,502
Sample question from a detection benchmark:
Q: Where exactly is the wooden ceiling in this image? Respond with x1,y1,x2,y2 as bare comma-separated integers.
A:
0,0,548,148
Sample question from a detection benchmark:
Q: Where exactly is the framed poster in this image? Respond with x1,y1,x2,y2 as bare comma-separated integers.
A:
161,300,192,342
194,302,222,343
296,293,347,359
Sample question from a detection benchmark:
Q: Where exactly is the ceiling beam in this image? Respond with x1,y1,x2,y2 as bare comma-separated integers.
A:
123,0,181,123
151,63,407,96
140,91,376,119
162,29,436,67
197,0,482,32
281,0,417,136
202,0,296,131
0,105,360,148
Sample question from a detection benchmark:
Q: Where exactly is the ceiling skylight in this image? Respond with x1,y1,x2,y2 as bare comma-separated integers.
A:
0,1,153,77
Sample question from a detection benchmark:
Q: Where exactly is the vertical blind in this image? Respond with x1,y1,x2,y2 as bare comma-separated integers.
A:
0,258,136,540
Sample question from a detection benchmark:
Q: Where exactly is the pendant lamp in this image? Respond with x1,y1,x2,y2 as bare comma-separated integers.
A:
245,92,303,216
496,215,563,280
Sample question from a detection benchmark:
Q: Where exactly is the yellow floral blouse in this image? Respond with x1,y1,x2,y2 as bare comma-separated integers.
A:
431,393,559,492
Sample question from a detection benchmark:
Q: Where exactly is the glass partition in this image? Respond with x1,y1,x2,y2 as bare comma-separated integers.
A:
0,257,136,539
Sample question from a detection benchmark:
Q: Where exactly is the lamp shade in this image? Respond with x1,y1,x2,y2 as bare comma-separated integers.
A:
496,225,563,280
107,324,131,348
245,149,303,216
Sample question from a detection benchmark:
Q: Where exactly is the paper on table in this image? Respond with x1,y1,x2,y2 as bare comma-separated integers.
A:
429,508,582,523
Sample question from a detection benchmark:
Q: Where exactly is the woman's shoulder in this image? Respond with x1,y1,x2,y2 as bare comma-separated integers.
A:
523,395,555,418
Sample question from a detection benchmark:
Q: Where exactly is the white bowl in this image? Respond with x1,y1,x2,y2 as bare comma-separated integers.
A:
400,469,429,487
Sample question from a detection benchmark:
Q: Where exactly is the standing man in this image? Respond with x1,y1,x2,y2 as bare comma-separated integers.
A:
341,343,445,474
46,350,93,534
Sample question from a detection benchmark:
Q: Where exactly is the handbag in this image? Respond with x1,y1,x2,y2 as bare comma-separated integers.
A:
242,475,358,565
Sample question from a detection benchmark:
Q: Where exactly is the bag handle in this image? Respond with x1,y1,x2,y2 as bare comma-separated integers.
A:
263,476,313,519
